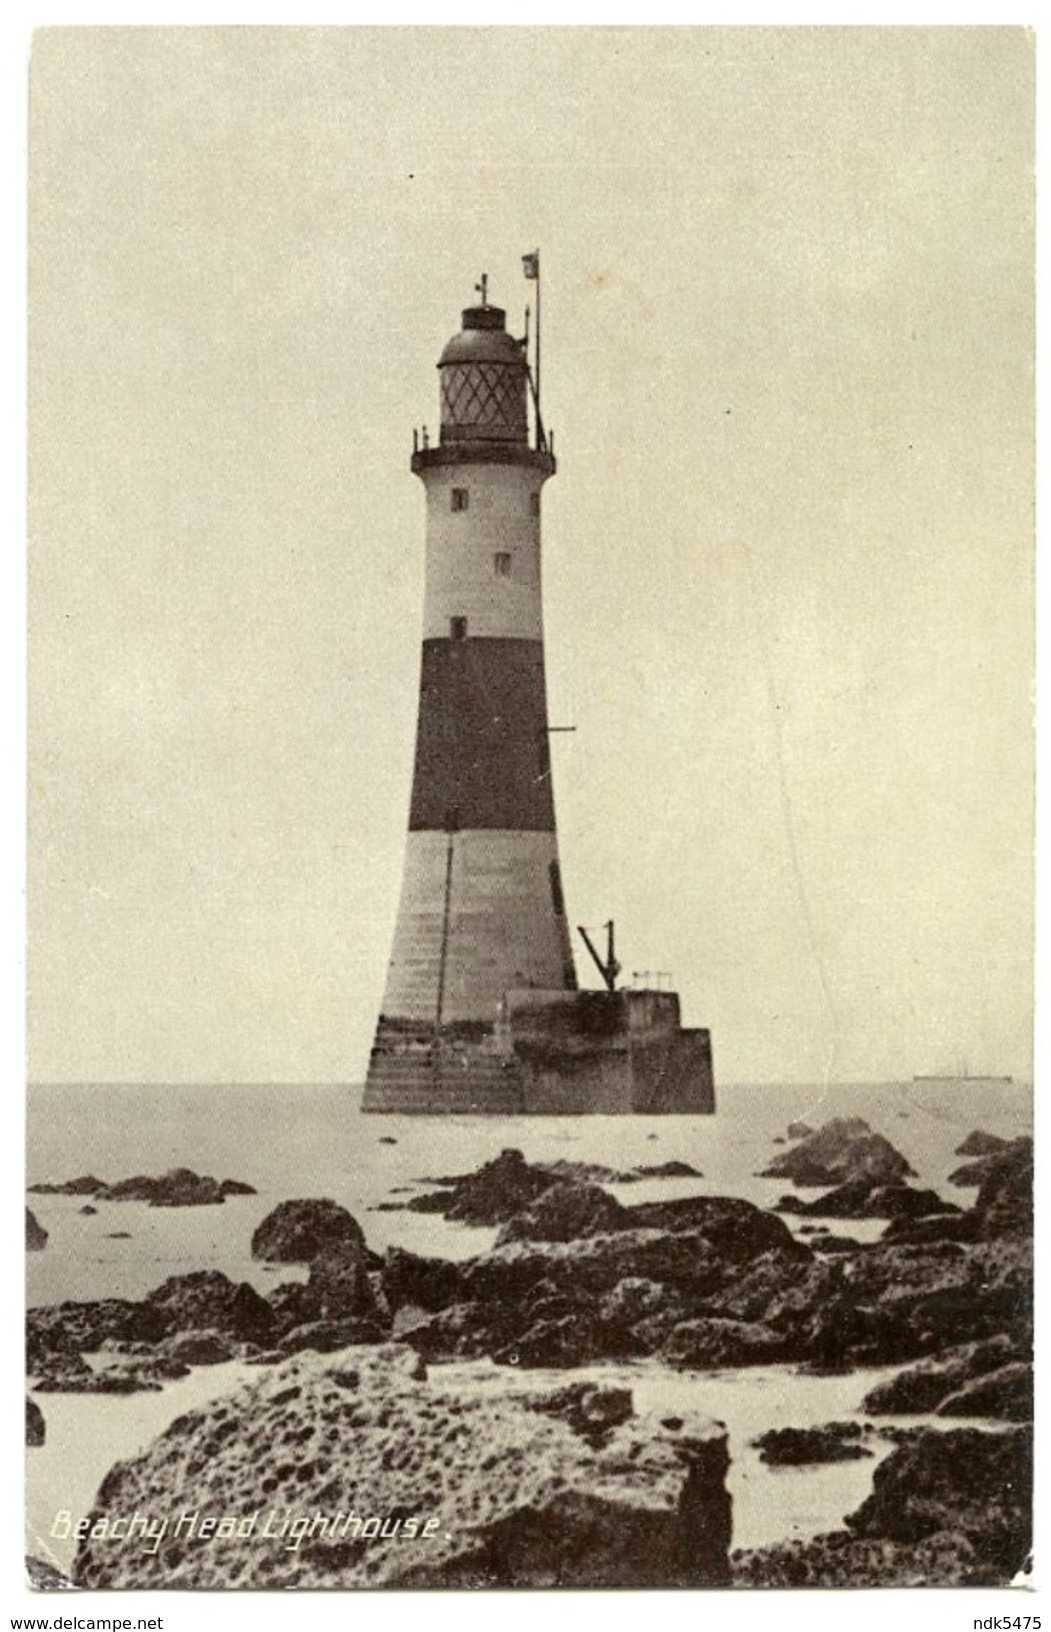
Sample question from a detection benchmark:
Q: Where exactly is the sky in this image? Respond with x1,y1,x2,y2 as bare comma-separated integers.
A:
27,26,1034,1085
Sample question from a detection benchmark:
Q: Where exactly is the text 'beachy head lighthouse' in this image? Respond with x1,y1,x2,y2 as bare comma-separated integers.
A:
363,259,715,1114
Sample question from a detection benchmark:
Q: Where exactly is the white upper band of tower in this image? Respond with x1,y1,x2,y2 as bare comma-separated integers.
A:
421,464,544,641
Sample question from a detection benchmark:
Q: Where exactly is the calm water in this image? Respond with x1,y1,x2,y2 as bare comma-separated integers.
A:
26,1078,1031,1574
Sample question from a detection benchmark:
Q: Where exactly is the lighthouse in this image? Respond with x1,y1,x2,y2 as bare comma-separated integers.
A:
363,266,715,1114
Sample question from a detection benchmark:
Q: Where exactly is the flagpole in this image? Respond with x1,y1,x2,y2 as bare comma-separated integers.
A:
535,248,542,451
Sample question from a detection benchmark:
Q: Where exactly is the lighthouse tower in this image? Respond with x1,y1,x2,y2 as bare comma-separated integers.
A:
363,279,575,1112
363,271,715,1115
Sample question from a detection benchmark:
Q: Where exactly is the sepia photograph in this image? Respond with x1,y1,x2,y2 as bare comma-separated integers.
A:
25,25,1034,1593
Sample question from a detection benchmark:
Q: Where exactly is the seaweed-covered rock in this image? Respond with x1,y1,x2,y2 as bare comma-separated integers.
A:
662,1317,788,1369
628,1160,703,1180
846,1425,1031,1580
408,1148,555,1224
278,1317,387,1354
496,1181,628,1245
97,1169,231,1207
972,1139,1032,1238
28,1298,168,1364
251,1199,366,1264
733,1529,986,1588
26,1397,45,1447
25,1556,73,1590
777,1181,958,1221
880,1213,979,1246
73,1347,733,1590
937,1362,1032,1422
624,1195,809,1262
954,1131,1012,1158
381,1246,465,1314
35,1365,164,1395
759,1118,915,1188
305,1240,386,1326
28,1175,106,1196
162,1330,238,1367
735,1425,1032,1587
751,1422,871,1464
948,1137,1031,1192
145,1273,276,1345
861,1334,1027,1415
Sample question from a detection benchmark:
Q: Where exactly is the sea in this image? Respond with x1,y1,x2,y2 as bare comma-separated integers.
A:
25,1077,1032,1577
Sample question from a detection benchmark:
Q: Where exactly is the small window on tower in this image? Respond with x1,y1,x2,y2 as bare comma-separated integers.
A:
494,553,512,577
450,616,468,640
451,487,469,512
530,492,541,517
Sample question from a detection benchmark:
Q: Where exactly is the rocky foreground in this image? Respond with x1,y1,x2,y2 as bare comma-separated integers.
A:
73,1350,732,1589
27,1118,1033,1589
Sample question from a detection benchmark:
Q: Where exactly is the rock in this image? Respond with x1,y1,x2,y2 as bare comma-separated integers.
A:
306,1240,386,1326
460,1228,728,1308
97,1169,232,1207
28,1298,168,1363
880,1213,979,1246
599,1276,673,1327
145,1273,277,1345
662,1317,788,1369
846,1425,1031,1582
948,1137,1031,1192
937,1362,1033,1422
628,1160,703,1180
106,1232,132,1239
26,1397,45,1447
279,1318,387,1353
265,1281,317,1334
73,1346,732,1589
163,1330,238,1366
28,1175,106,1196
734,1425,1031,1587
733,1529,986,1588
79,1205,98,1215
624,1195,810,1262
751,1423,872,1464
786,1121,814,1139
219,1179,257,1197
811,1235,862,1254
777,1180,959,1221
525,1381,634,1444
251,1199,366,1263
492,1312,609,1368
381,1247,465,1314
861,1334,1027,1414
378,1135,397,1144
35,1366,164,1395
25,1556,74,1590
972,1139,1032,1238
759,1118,915,1188
954,1130,1012,1157
29,1352,93,1390
26,1208,48,1251
496,1181,628,1245
409,1148,555,1224
536,1158,624,1183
